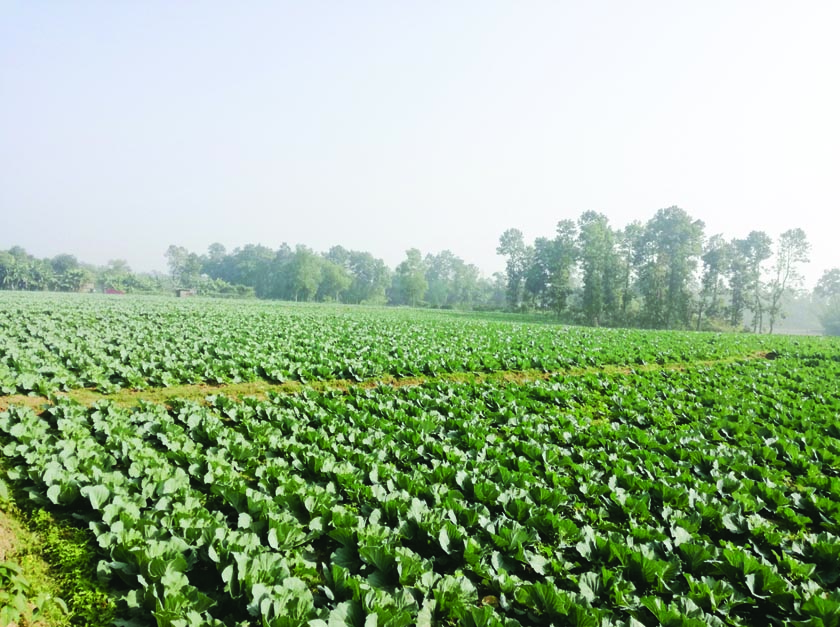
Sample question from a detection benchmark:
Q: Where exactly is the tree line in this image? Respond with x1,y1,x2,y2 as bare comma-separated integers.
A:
3,206,839,335
165,243,505,308
497,205,821,333
0,243,505,308
0,246,251,297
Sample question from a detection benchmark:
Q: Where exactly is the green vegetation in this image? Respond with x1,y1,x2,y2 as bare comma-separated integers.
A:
0,475,115,626
815,268,840,336
0,247,251,298
1,293,840,625
498,208,814,333
1,208,833,336
0,292,779,397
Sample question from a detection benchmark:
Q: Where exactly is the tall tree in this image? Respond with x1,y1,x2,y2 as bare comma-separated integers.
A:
50,254,92,292
424,250,457,308
341,250,391,305
101,259,132,291
614,222,643,325
550,220,578,316
283,246,323,301
815,268,840,336
392,249,428,306
450,259,482,309
636,207,704,328
577,211,616,326
696,234,731,330
731,232,773,332
496,228,531,311
727,242,749,328
767,228,810,334
202,243,228,279
1,248,34,290
524,237,557,310
222,244,278,298
165,245,202,288
316,258,352,302
30,258,55,291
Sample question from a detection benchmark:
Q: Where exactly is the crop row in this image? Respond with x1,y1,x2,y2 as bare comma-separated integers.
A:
1,345,839,625
0,292,790,395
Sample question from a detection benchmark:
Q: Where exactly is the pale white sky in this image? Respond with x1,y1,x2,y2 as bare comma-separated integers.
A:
1,2,838,287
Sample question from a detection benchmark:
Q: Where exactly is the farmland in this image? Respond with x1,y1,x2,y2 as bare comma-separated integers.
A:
1,292,840,626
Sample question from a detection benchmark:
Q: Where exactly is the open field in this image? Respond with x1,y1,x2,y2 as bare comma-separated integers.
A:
1,293,781,396
1,292,840,626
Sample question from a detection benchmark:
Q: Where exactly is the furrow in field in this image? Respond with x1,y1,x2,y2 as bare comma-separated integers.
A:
0,350,773,413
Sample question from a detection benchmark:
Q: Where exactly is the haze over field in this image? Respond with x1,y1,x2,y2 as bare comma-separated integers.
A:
1,2,838,286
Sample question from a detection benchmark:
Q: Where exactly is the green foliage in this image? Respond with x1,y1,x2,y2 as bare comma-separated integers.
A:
816,268,840,336
0,292,790,396
1,296,840,624
0,559,64,626
12,506,116,626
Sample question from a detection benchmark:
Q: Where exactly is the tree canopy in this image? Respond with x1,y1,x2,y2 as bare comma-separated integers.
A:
0,206,826,334
496,207,813,333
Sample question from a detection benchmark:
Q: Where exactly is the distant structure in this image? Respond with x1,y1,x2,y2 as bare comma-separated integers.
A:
104,288,125,295
175,288,196,298
78,282,95,293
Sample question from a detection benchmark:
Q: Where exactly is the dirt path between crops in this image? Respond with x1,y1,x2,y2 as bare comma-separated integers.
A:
0,508,16,561
0,351,773,414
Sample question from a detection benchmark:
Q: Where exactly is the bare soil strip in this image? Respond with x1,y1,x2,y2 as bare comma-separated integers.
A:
0,352,771,414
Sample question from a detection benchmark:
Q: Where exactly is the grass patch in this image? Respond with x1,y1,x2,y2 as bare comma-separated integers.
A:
0,501,69,626
0,476,117,627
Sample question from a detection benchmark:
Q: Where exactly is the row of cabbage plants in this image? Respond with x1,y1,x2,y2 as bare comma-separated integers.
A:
0,292,785,395
1,342,839,625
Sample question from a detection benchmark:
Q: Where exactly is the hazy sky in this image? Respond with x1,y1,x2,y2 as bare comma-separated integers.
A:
2,2,838,287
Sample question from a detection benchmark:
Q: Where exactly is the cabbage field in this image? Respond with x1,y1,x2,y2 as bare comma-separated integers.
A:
1,292,840,627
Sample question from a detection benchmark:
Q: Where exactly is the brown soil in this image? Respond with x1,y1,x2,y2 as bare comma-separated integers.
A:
0,508,16,561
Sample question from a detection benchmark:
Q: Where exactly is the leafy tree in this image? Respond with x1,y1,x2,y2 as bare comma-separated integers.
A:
122,271,164,293
483,272,508,310
335,250,391,305
767,228,810,334
733,232,773,332
450,259,482,309
50,254,92,291
421,251,481,309
496,229,532,311
202,243,228,279
27,258,55,290
635,207,704,328
50,254,79,276
0,248,35,289
727,243,749,328
551,220,579,317
577,211,616,326
424,250,457,308
614,222,643,325
284,246,323,301
165,245,202,288
0,251,16,289
212,244,278,298
815,268,840,298
815,268,840,336
59,267,93,292
696,234,732,330
325,245,350,268
100,259,133,291
524,237,557,310
317,258,352,301
391,249,428,306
